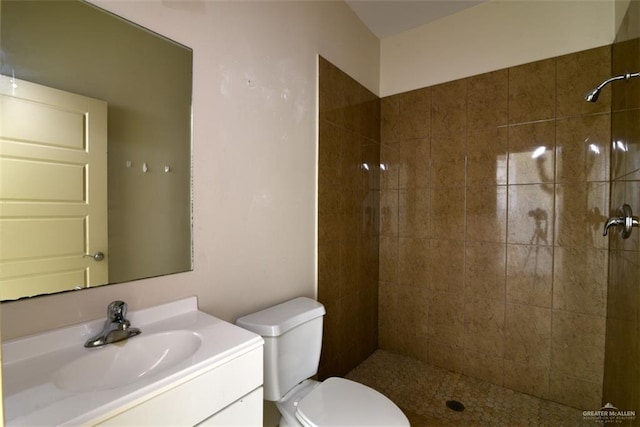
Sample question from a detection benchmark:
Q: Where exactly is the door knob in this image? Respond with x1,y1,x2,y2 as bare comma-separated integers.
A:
603,204,639,238
84,252,105,261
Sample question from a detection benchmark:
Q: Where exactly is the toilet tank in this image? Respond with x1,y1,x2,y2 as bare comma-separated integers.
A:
235,297,326,401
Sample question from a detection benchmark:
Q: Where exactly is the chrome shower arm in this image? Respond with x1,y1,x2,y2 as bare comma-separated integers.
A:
596,72,639,90
585,72,640,102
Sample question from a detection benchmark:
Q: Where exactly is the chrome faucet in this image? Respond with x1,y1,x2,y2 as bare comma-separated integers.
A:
84,301,141,348
603,204,640,239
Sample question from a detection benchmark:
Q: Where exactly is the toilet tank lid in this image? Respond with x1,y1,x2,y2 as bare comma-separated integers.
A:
235,297,326,337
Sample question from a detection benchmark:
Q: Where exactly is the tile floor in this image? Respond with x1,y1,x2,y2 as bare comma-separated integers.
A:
345,350,592,427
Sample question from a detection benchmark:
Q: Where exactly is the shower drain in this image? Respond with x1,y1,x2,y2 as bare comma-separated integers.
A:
446,400,465,412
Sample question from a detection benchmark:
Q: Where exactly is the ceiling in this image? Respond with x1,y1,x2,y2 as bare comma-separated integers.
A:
345,0,486,39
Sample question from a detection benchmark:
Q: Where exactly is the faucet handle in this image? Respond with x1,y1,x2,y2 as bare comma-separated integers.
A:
604,204,640,238
107,300,128,322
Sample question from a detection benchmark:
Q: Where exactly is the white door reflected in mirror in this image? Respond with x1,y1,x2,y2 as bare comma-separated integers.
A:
0,75,108,299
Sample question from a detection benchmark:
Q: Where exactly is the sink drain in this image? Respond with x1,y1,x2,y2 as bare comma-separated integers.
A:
446,400,465,412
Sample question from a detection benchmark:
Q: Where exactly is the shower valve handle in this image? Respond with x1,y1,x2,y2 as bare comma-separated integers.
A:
604,204,639,239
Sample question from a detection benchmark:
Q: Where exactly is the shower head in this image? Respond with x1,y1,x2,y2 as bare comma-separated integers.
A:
584,72,640,102
584,87,601,103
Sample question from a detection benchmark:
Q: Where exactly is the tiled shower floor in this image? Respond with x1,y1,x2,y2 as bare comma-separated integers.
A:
345,350,590,427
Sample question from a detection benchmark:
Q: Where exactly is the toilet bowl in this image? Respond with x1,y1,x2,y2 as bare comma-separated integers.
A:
236,297,409,427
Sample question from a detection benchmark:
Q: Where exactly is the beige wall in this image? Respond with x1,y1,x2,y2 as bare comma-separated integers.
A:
1,0,379,340
380,0,617,96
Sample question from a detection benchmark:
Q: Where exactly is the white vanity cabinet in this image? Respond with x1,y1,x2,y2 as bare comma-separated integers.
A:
98,346,263,426
2,297,264,427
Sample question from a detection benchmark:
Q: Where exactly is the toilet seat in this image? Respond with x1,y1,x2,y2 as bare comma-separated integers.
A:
295,377,409,427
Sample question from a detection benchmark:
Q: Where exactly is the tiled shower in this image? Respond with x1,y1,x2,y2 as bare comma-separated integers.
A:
377,46,611,410
603,5,640,417
319,5,640,414
318,57,380,379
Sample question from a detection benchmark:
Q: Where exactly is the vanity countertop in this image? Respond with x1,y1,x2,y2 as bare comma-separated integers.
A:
2,297,263,426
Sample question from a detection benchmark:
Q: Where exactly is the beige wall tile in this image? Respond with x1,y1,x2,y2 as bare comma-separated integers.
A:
379,325,404,355
555,114,610,184
381,95,401,144
340,132,362,188
466,185,507,243
428,290,464,347
396,285,430,337
551,310,605,384
467,69,508,131
431,94,465,152
467,127,508,186
507,184,554,246
506,244,553,308
428,239,464,294
606,249,640,322
503,359,550,399
504,303,551,365
611,109,640,181
508,121,556,185
379,235,398,283
464,296,505,358
431,158,466,189
379,283,397,331
398,138,430,188
465,241,506,301
379,285,408,356
602,317,639,410
399,188,430,238
398,237,430,287
428,341,464,372
556,46,611,118
553,247,608,316
508,58,556,124
616,181,640,252
463,350,504,386
363,192,380,238
398,88,431,141
554,182,609,250
612,38,640,111
318,241,343,302
380,189,399,237
319,299,341,376
317,195,341,242
319,65,348,126
380,143,400,189
360,98,382,142
431,79,467,136
431,132,466,187
404,336,429,363
549,373,602,410
431,186,465,240
318,121,343,186
362,140,381,192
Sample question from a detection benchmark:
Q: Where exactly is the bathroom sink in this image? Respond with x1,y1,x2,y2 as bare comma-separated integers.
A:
53,330,202,392
2,297,264,426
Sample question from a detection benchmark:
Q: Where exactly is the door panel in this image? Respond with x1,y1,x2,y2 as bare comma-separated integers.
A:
1,158,85,201
0,76,108,300
1,95,86,149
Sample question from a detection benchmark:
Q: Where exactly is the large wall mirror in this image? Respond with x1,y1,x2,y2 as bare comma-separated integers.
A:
0,0,193,301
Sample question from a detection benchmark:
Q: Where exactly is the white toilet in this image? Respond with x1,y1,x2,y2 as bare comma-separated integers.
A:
236,297,410,427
